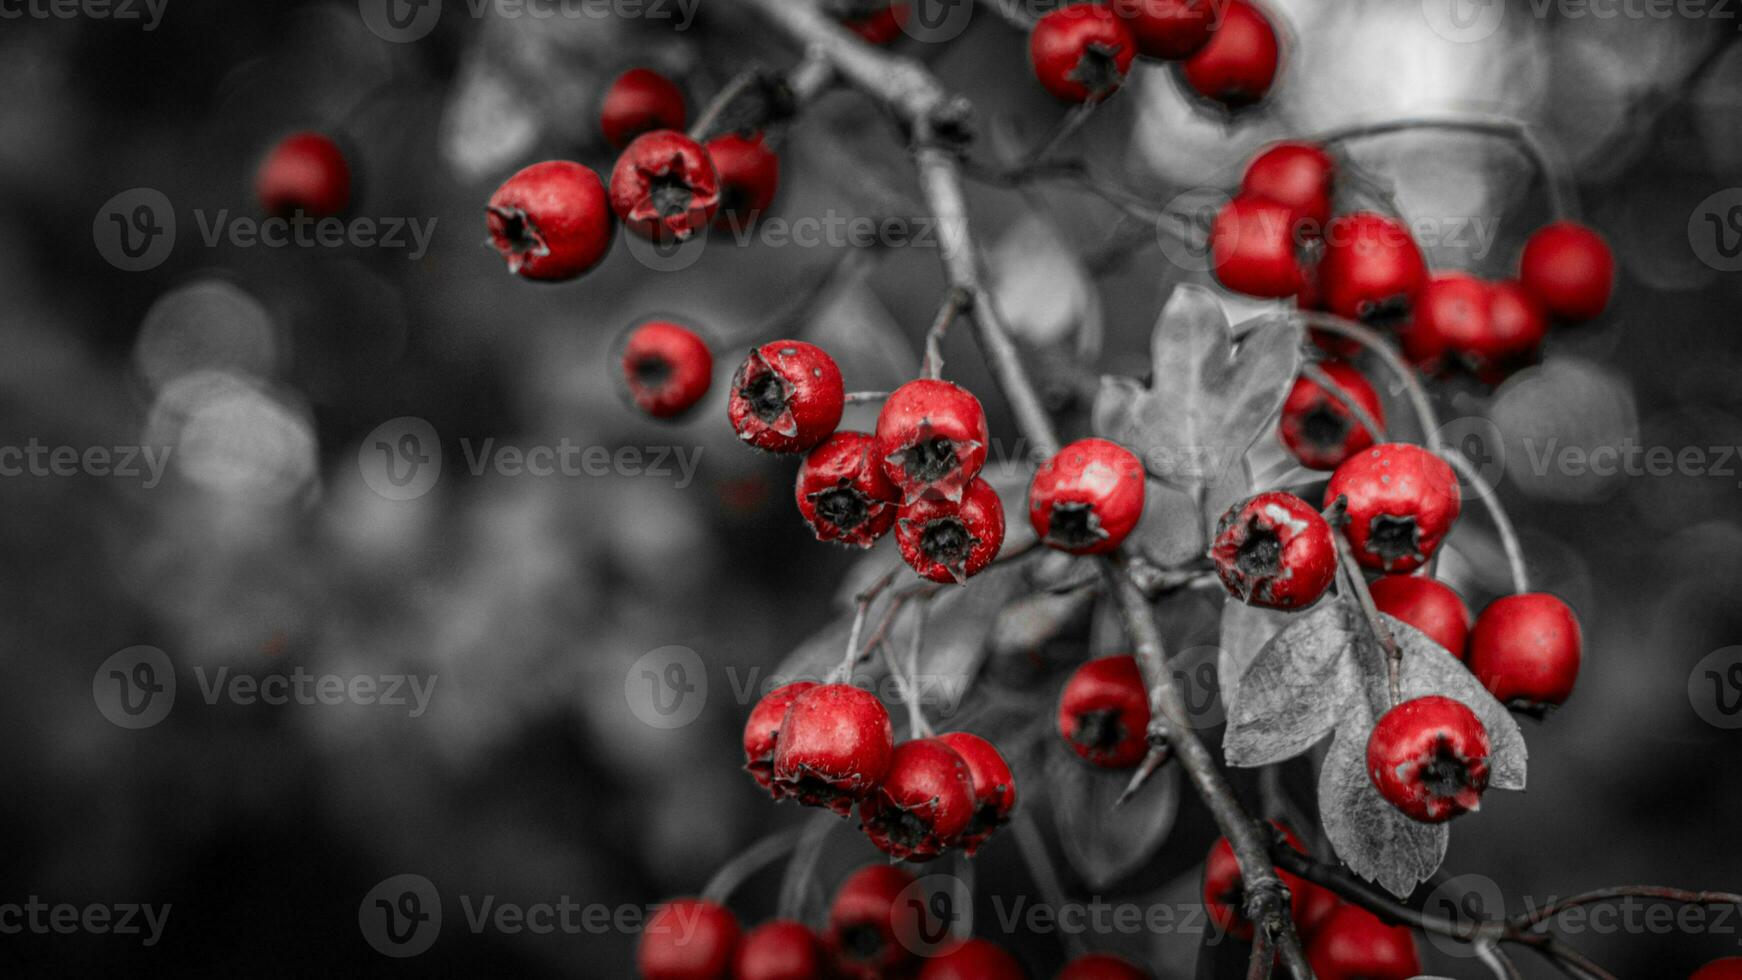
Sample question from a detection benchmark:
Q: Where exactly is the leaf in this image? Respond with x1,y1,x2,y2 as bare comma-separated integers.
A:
1318,715,1450,898
988,213,1105,351
1046,740,1181,890
1223,602,1363,768
1125,460,1248,570
1389,615,1528,791
1215,600,1292,714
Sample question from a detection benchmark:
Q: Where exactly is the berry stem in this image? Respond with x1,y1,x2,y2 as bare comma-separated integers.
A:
688,68,767,142
843,390,892,403
950,851,976,940
1246,926,1276,980
1022,100,1100,168
1439,449,1530,595
1312,115,1577,220
1473,939,1523,980
1297,311,1441,453
881,597,935,738
976,0,1039,29
700,827,802,903
1507,885,1742,932
1330,509,1403,706
921,286,974,379
775,812,838,920
1300,360,1388,443
838,564,904,680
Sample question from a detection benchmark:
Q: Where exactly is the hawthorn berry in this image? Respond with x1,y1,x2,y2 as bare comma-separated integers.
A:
877,379,990,503
1028,438,1146,555
609,129,721,242
1029,4,1138,103
1518,220,1614,323
487,160,613,282
1317,212,1428,329
1366,695,1490,823
1211,194,1315,299
1369,575,1470,658
1057,655,1150,769
728,341,845,453
1692,959,1742,980
1403,273,1547,384
1324,443,1461,574
733,920,825,980
840,1,909,45
742,681,818,798
796,432,901,548
619,320,713,419
935,731,1017,854
705,132,780,228
1467,593,1582,711
860,737,976,862
257,132,352,218
917,938,1025,980
638,898,741,980
826,864,919,978
1277,361,1385,471
1241,141,1336,230
1201,822,1316,942
600,67,687,150
895,477,1006,584
1209,492,1337,610
1180,0,1280,110
1058,952,1152,979
771,683,894,816
1304,904,1421,980
1109,0,1212,59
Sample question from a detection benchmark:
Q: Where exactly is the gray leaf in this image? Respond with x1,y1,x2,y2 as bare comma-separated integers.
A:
1127,460,1250,570
1319,715,1449,898
1389,615,1529,792
1047,740,1181,890
1216,600,1292,713
1224,602,1362,767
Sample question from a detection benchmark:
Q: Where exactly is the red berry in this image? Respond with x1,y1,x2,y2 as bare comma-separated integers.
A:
728,341,845,454
1028,438,1146,555
842,2,909,45
1366,695,1490,823
639,898,741,980
257,132,352,218
1058,952,1153,979
917,938,1025,980
1029,4,1138,103
1057,655,1150,769
1324,443,1461,574
1209,492,1337,610
609,129,721,242
1692,959,1742,980
860,738,976,862
1241,141,1336,230
876,380,990,503
742,681,818,798
826,864,919,978
1297,882,1342,939
1277,361,1385,471
1318,212,1428,329
796,432,902,548
1180,0,1279,110
1369,575,1470,658
1403,273,1547,384
895,477,1006,584
1201,823,1316,942
620,320,713,419
772,684,895,816
733,920,824,980
935,731,1017,854
486,160,613,282
1109,0,1213,59
1518,220,1613,322
1211,194,1315,299
706,132,781,227
1467,593,1582,710
1305,904,1421,980
601,67,687,150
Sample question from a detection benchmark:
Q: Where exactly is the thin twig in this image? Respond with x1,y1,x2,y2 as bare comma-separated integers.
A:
838,565,903,679
1248,927,1276,980
1301,361,1387,444
1313,115,1576,219
1440,449,1529,595
844,390,892,404
775,813,838,919
922,286,974,379
701,827,802,902
1508,886,1742,932
689,68,767,141
1299,312,1440,452
1475,939,1523,980
1329,505,1402,705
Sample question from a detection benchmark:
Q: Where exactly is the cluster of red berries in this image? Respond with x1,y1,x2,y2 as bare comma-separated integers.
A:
1029,0,1280,109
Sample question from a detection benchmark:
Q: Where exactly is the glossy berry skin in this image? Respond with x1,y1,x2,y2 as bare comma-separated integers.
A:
1366,695,1490,823
733,920,824,980
1277,361,1385,471
1211,194,1314,299
1467,593,1582,710
826,864,919,978
705,132,780,227
842,2,909,44
1305,904,1421,980
1181,0,1279,110
1028,438,1146,555
1210,492,1337,610
860,738,976,862
639,898,741,980
742,681,818,798
728,341,845,454
601,67,686,149
1241,141,1336,230
257,132,352,218
609,129,721,242
935,732,1017,855
1110,0,1212,59
1029,4,1138,103
896,477,1005,585
1057,655,1150,769
1370,575,1470,658
1202,824,1318,942
876,380,990,503
918,939,1025,980
1691,959,1742,980
1403,274,1548,384
772,684,894,816
1058,952,1152,979
1519,220,1613,322
1318,213,1428,329
620,320,713,419
796,432,901,548
1324,444,1461,574
487,160,612,282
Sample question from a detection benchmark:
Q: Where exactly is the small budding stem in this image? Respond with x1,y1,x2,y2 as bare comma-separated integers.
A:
1301,360,1388,443
881,597,934,739
1440,450,1530,595
1330,505,1403,705
843,390,892,404
775,812,838,920
688,68,765,142
922,286,974,379
837,565,903,680
1299,312,1441,452
700,827,803,903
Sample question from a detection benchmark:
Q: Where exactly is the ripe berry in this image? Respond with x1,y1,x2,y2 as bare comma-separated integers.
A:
609,129,721,242
935,731,1017,855
600,67,687,150
1317,213,1428,329
841,2,909,45
1692,959,1742,980
860,738,975,862
1241,141,1336,230
1518,220,1613,323
796,432,901,548
620,320,713,419
1209,492,1337,610
1211,194,1315,299
1324,443,1461,574
876,380,990,503
1029,4,1138,103
826,864,919,978
1057,655,1150,769
257,132,352,218
733,920,824,980
1369,575,1470,658
728,341,845,453
1109,0,1212,59
705,132,780,227
639,898,741,980
1059,952,1152,979
487,160,613,282
917,939,1025,980
1305,904,1421,980
1467,593,1582,711
1366,695,1490,823
1277,361,1385,471
1403,273,1547,383
1028,438,1146,555
742,681,818,798
772,683,894,816
895,477,1006,584
1180,0,1280,110
1201,823,1315,942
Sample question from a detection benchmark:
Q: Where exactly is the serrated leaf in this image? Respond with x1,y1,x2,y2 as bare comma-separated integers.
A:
989,213,1104,350
1046,740,1181,890
1318,715,1450,898
1216,600,1293,714
1224,602,1362,768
